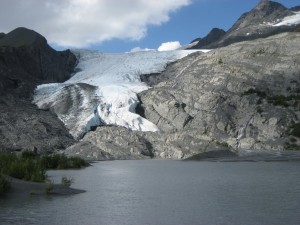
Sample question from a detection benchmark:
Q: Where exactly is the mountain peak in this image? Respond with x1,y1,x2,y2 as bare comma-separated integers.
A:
255,0,287,14
0,27,46,48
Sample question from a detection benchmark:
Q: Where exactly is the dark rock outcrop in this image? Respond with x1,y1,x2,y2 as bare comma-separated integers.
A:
0,27,77,94
190,28,225,49
0,27,77,153
290,6,300,11
190,0,299,49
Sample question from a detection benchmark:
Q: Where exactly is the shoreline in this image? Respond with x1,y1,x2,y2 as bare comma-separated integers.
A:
184,150,300,162
1,176,85,199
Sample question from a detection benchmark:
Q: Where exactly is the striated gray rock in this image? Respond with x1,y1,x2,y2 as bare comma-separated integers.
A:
190,0,299,49
34,83,101,139
137,32,300,158
63,141,114,161
190,28,226,49
0,27,77,153
80,126,154,160
66,32,300,160
0,95,75,153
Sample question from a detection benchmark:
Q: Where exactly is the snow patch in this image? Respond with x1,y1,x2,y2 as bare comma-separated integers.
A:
273,12,300,26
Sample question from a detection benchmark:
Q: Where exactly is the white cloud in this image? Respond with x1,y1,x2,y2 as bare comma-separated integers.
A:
0,0,190,48
130,47,154,52
157,41,182,51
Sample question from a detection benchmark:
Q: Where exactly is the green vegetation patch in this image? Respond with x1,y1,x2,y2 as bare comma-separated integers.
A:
285,142,300,151
291,123,300,138
0,174,11,196
0,152,86,183
40,154,86,169
0,152,46,182
241,88,300,108
241,88,267,98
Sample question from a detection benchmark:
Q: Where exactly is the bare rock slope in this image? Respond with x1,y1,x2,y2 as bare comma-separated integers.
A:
79,32,300,160
0,27,76,153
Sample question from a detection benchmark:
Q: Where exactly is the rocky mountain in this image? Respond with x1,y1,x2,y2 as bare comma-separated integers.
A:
190,0,300,49
64,31,300,160
190,28,225,49
1,1,300,160
0,27,76,153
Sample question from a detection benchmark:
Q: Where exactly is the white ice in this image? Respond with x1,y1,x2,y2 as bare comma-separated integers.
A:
273,11,300,26
34,49,203,138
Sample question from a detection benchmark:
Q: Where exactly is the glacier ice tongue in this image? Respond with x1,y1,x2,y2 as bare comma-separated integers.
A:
33,49,200,139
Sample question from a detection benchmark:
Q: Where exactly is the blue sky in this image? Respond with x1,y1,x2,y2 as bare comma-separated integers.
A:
0,0,299,52
91,0,300,52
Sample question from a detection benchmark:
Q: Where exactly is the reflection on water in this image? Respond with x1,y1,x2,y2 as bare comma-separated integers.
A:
1,160,300,225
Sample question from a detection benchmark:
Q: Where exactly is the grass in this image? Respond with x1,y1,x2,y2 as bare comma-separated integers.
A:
0,151,87,183
291,123,300,138
0,174,11,196
40,154,86,169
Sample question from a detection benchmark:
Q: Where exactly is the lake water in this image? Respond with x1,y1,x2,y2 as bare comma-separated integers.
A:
1,160,300,225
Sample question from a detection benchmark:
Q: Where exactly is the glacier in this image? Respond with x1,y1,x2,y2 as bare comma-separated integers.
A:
33,49,204,139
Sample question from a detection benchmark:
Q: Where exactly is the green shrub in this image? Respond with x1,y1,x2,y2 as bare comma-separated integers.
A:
21,150,36,160
0,152,86,183
285,142,300,150
69,157,86,168
241,88,267,98
267,95,289,107
0,152,45,182
6,158,46,182
257,106,263,114
0,153,17,174
40,154,86,169
61,176,73,187
45,179,54,194
0,174,11,195
291,123,300,137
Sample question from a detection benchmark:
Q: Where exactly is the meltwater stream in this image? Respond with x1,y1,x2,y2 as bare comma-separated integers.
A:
1,160,300,225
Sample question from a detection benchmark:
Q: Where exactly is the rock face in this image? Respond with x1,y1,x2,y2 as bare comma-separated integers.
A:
190,28,225,49
137,32,300,158
190,0,299,49
69,126,155,160
76,32,300,160
73,33,300,159
0,27,77,153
